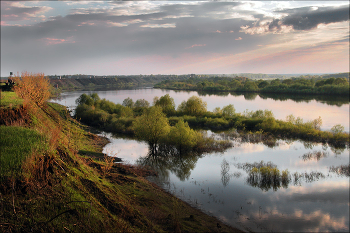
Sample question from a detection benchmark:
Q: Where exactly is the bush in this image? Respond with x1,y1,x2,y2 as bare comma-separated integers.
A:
13,72,51,108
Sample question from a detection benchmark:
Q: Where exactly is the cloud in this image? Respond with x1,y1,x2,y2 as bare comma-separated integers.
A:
186,44,206,49
41,37,75,46
140,23,176,28
1,1,349,76
1,2,52,22
241,5,349,35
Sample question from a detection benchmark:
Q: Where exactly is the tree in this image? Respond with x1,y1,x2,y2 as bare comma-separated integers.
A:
75,93,94,106
132,106,170,153
13,72,51,108
213,107,222,115
177,96,207,116
311,116,322,130
243,81,259,91
331,124,344,135
134,99,150,108
222,104,235,117
168,119,199,153
122,97,134,108
90,93,100,102
258,80,269,88
154,94,175,115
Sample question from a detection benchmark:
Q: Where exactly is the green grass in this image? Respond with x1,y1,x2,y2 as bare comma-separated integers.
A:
0,126,48,178
0,96,242,232
0,91,23,108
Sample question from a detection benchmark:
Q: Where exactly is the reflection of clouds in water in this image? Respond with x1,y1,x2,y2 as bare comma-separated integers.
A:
231,143,265,154
285,181,349,194
245,208,348,232
103,139,148,161
293,159,322,168
275,181,349,205
275,142,291,151
286,188,349,204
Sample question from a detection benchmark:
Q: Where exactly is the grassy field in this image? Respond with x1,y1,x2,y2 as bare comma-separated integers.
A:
0,91,23,108
0,88,242,232
0,126,48,178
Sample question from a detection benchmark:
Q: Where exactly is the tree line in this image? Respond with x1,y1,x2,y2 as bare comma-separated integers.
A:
154,76,350,96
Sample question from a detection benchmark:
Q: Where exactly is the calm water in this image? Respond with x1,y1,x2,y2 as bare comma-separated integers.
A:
51,88,350,232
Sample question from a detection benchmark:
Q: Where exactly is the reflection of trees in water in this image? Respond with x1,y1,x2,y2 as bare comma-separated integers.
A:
218,131,280,148
219,130,347,152
259,93,349,107
243,92,258,100
195,90,349,106
221,159,231,187
330,147,345,155
233,161,327,191
301,151,329,161
136,146,201,182
329,164,350,177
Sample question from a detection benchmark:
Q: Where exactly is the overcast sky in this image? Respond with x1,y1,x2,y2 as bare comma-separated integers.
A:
1,1,349,76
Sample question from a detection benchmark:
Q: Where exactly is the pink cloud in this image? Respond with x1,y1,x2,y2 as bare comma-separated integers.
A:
185,44,206,49
1,21,10,26
41,37,75,45
235,37,242,40
1,2,52,23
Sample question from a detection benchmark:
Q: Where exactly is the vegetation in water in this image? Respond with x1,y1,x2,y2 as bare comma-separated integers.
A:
233,161,328,191
74,93,349,149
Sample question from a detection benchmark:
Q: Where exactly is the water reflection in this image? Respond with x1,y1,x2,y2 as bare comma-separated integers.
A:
242,209,349,232
329,164,350,177
233,161,327,191
243,92,258,101
195,90,349,106
219,131,280,148
99,130,349,232
136,149,201,182
221,159,231,187
301,151,329,161
259,92,349,107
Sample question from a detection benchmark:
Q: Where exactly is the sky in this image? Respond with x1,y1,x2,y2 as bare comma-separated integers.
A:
1,1,349,76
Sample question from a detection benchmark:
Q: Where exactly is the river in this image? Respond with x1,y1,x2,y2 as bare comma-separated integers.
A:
51,88,349,232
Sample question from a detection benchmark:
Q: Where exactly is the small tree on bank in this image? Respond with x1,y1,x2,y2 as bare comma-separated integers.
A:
167,119,200,154
13,72,51,108
132,106,170,154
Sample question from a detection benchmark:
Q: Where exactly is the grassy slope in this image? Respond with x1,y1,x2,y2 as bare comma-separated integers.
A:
0,91,243,233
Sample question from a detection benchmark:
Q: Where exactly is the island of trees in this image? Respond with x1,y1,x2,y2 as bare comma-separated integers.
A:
74,93,349,150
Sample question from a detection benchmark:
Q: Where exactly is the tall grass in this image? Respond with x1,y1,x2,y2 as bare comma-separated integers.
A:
0,126,48,178
0,91,23,108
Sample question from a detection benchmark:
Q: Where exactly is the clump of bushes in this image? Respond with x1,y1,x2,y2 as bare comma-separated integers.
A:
74,93,349,150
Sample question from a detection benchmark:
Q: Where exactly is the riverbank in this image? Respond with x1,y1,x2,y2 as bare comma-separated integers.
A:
0,90,243,232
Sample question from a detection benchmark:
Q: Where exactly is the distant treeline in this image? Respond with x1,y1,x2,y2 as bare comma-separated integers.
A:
154,75,350,96
49,75,188,91
46,72,349,93
74,93,349,149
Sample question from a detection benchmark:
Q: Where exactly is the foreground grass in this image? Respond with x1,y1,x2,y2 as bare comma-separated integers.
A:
0,91,23,108
0,126,48,178
0,91,242,232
